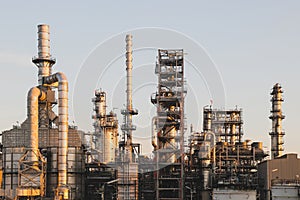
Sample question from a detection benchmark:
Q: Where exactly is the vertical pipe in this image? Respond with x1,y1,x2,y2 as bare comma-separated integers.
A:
44,72,69,199
57,74,68,189
27,87,46,162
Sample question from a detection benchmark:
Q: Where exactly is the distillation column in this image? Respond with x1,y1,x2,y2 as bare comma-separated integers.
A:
92,90,118,163
269,83,285,159
118,34,138,200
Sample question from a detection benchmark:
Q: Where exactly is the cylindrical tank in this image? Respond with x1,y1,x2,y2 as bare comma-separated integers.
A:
103,127,118,163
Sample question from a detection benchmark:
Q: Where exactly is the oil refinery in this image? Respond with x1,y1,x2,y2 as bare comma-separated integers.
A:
0,24,299,200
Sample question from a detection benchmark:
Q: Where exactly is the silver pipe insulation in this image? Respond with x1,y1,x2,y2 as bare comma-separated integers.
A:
44,72,69,198
27,87,46,162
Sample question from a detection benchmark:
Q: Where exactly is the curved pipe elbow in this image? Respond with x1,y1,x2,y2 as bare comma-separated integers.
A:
43,72,68,85
27,87,46,116
27,87,46,161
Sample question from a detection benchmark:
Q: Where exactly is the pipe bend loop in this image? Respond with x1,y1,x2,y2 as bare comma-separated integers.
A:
27,87,46,104
43,72,68,85
27,87,46,162
44,72,69,189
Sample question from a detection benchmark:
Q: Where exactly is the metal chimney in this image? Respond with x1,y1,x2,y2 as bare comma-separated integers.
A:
32,24,56,85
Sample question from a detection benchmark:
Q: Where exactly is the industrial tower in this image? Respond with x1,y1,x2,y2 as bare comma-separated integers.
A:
269,83,285,159
151,49,186,200
92,90,118,164
117,34,139,200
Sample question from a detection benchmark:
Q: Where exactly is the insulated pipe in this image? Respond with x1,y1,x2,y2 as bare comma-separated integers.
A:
27,87,46,162
43,72,69,198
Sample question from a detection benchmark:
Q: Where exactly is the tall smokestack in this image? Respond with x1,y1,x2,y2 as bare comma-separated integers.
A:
125,34,133,162
126,35,133,114
269,83,285,159
120,34,138,162
32,24,56,85
118,35,139,200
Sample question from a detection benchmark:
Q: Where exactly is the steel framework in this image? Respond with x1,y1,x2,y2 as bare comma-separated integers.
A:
151,49,186,200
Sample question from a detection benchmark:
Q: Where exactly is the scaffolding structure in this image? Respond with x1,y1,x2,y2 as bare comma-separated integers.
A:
185,107,268,199
151,49,186,200
209,108,243,144
207,108,267,189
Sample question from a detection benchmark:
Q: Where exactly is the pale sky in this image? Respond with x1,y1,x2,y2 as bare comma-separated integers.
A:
0,1,299,156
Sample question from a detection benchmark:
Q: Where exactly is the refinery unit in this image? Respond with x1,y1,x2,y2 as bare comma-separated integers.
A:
0,24,298,200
